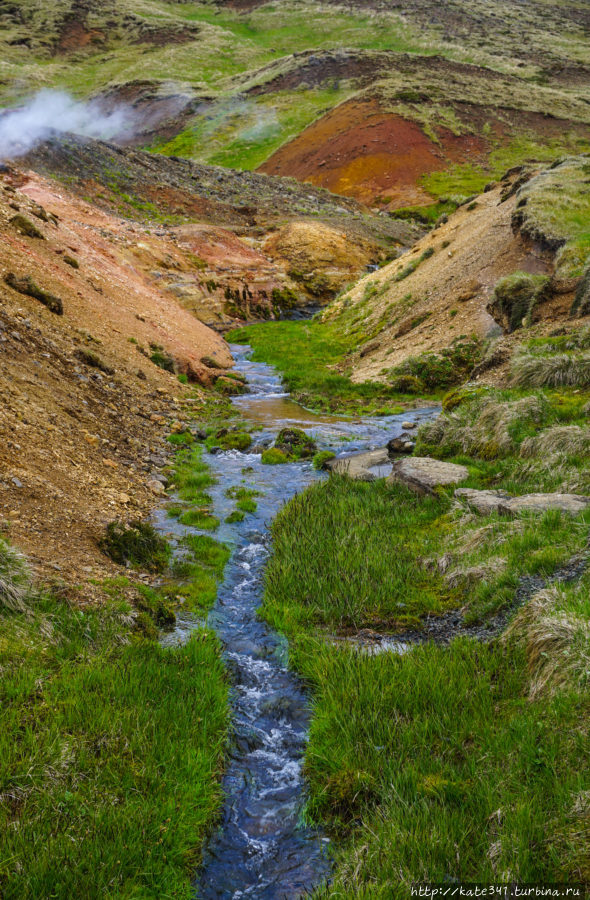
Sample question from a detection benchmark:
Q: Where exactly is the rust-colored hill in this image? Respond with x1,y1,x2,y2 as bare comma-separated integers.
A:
0,164,230,584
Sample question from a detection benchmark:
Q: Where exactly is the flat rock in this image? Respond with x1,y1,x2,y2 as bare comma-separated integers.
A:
326,447,389,481
455,488,511,514
387,457,469,495
456,488,590,516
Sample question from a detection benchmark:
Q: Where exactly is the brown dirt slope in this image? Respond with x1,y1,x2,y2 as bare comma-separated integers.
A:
324,169,588,384
0,165,229,584
22,133,419,314
257,51,590,206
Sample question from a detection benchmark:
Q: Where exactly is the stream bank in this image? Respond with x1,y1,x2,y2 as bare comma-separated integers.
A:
157,344,436,897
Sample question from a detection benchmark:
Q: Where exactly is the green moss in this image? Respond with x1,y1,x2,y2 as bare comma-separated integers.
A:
313,450,336,470
225,510,245,524
261,447,290,465
178,509,220,530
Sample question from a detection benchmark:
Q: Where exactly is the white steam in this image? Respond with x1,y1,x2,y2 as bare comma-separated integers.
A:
0,89,134,159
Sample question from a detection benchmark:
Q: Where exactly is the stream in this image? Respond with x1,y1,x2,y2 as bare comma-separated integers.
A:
156,344,437,898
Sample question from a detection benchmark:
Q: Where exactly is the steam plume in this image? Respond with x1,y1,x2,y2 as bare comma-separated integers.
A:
0,90,133,159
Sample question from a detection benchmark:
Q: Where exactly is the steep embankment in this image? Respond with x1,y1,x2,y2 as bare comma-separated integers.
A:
0,163,231,583
321,159,590,386
23,133,416,317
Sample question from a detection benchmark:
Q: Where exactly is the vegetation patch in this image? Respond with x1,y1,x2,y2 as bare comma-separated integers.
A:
99,520,171,573
261,463,590,889
3,273,63,315
261,447,290,465
390,338,481,390
230,321,420,413
0,563,228,899
489,271,551,332
313,450,336,470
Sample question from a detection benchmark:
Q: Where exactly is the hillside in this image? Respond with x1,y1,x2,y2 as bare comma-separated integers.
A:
319,156,590,386
0,160,232,582
2,3,590,898
23,133,415,319
2,1,590,215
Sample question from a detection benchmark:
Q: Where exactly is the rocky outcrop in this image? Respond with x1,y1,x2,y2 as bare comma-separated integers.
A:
387,457,469,495
456,488,590,516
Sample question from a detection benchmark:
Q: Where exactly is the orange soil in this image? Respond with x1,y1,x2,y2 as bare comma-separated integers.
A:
0,169,231,584
259,99,489,206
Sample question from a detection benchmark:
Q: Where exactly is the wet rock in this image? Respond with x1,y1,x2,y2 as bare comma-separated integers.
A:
326,447,389,480
388,457,469,495
387,436,415,454
456,488,590,516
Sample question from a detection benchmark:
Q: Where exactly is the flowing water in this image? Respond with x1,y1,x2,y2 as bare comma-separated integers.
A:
156,344,437,899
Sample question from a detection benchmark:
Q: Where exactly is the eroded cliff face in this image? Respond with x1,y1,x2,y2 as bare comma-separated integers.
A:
0,164,233,583
22,133,416,321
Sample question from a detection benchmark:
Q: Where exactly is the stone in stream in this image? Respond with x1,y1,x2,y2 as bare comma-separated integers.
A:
387,436,415,454
325,447,390,481
387,457,469,495
456,487,590,516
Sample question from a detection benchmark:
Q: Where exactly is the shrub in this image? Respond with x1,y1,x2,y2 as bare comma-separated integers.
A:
99,521,171,572
392,339,481,391
571,263,590,316
75,348,114,374
149,343,176,373
4,273,63,315
0,538,31,613
9,214,45,239
511,352,590,388
389,374,425,394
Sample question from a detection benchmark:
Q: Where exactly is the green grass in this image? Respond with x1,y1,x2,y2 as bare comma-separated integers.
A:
229,320,420,414
154,87,349,171
263,477,454,633
289,635,589,892
0,586,228,899
422,135,590,203
261,472,590,891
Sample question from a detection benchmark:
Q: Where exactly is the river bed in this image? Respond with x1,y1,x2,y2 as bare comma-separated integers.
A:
156,344,437,898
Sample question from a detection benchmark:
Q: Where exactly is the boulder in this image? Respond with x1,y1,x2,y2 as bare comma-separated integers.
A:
387,457,469,495
455,488,590,516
